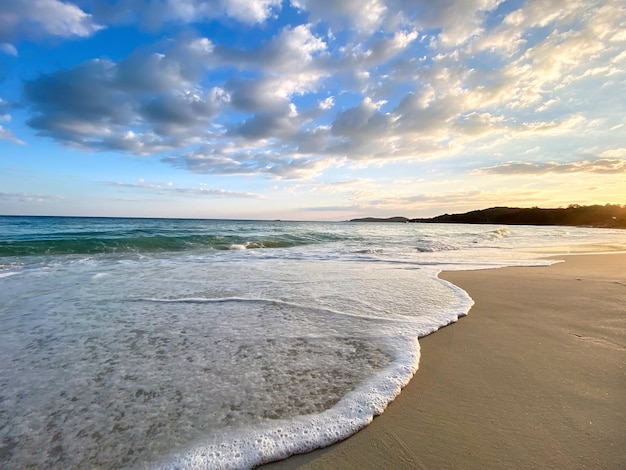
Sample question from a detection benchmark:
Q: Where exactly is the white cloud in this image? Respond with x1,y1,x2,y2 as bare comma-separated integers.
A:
476,158,626,175
331,97,392,139
0,0,103,48
13,0,626,184
600,148,626,159
292,0,387,34
318,97,335,110
0,191,58,203
32,0,103,36
163,144,341,180
23,37,226,153
222,0,282,24
80,0,283,29
0,43,17,56
0,99,24,145
0,125,25,145
109,180,260,198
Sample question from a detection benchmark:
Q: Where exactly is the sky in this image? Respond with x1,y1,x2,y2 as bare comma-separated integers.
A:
0,0,624,220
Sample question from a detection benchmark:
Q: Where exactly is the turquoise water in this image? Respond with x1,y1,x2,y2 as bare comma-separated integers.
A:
1,216,624,469
0,217,341,256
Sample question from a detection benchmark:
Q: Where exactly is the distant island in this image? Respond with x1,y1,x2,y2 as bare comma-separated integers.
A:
350,204,626,228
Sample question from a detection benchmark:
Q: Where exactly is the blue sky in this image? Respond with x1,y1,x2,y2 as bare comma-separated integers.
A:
0,0,624,220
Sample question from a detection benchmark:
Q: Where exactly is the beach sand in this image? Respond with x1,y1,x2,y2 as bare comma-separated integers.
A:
262,253,626,469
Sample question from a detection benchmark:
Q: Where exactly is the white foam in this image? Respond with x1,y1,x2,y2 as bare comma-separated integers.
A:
164,336,421,470
2,222,624,469
488,226,510,240
149,272,474,469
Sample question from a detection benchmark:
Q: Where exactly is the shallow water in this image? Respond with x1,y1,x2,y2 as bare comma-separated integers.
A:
1,217,624,468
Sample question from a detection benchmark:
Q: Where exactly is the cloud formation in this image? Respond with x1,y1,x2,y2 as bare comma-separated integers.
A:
0,98,24,145
0,0,103,53
0,191,59,203
109,180,260,198
23,37,223,153
10,0,626,186
83,0,282,29
163,145,340,180
477,158,626,175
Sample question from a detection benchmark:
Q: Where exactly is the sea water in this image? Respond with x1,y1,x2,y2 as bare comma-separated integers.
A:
1,216,624,469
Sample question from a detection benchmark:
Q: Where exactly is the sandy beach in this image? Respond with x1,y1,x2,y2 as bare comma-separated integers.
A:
263,253,626,469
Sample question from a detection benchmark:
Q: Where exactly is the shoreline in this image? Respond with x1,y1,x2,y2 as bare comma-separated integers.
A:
262,253,626,469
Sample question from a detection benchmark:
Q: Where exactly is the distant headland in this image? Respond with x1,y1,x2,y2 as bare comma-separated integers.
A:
349,204,626,228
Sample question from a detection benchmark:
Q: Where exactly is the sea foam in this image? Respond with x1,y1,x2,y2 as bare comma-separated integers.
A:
166,336,421,469
2,218,624,469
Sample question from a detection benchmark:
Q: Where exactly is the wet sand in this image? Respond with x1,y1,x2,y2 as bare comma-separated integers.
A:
263,253,626,469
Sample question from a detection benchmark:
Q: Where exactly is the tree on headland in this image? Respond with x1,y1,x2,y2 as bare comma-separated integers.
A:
411,204,626,228
351,204,626,228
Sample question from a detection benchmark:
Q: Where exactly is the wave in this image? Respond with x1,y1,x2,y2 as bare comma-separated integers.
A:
0,234,319,257
414,226,510,252
350,248,384,254
0,271,19,278
137,296,423,325
415,240,461,252
487,226,510,240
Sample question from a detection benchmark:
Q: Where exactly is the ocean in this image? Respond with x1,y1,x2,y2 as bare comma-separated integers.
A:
1,216,624,469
